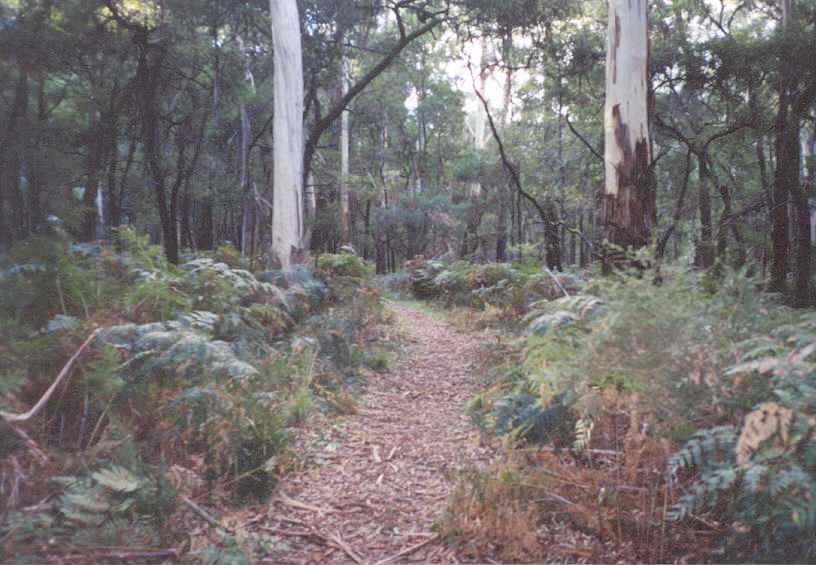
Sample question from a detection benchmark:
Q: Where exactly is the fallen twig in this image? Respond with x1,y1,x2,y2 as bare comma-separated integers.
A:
263,526,365,563
544,267,570,298
328,531,365,564
91,550,178,561
276,492,334,514
374,534,439,565
181,495,233,534
1,329,100,424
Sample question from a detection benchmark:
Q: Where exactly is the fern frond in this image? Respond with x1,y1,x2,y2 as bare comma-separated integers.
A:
553,294,605,319
528,311,577,336
769,464,811,497
91,465,144,494
667,467,737,522
665,425,737,485
743,463,769,493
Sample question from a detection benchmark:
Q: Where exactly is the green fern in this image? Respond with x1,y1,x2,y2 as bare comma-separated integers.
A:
665,425,736,486
552,294,605,319
99,317,259,382
667,467,738,522
56,465,156,528
667,314,816,560
91,465,145,494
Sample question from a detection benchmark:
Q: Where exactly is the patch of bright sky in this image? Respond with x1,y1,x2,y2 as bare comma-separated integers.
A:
405,30,529,125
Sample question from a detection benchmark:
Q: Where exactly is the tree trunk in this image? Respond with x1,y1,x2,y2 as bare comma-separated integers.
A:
81,101,106,242
338,52,351,246
0,69,31,249
544,198,562,271
2,70,30,244
363,199,371,260
579,213,586,266
716,183,746,267
141,47,178,263
496,188,508,262
270,0,304,267
770,0,794,292
239,101,252,256
495,35,513,263
788,120,809,306
303,171,317,250
27,72,48,233
697,155,714,268
603,0,655,263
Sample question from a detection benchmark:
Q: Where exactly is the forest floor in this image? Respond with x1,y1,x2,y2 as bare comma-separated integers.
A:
238,300,498,563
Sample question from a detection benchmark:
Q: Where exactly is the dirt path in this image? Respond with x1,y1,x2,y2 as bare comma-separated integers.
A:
254,301,495,563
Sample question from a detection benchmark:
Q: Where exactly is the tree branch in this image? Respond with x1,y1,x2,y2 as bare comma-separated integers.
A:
303,14,442,186
468,63,549,227
657,150,692,257
1,330,99,424
564,114,603,163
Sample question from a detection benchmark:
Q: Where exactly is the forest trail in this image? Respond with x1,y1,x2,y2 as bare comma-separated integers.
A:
253,301,495,563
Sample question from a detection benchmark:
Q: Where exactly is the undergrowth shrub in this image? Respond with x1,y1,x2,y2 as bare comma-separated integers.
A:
665,314,816,562
441,460,543,562
492,266,791,448
0,233,384,560
0,234,124,329
314,253,372,280
459,262,804,561
378,271,412,297
405,257,580,322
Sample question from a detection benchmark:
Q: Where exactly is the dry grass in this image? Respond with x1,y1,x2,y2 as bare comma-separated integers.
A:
439,457,544,562
442,389,711,563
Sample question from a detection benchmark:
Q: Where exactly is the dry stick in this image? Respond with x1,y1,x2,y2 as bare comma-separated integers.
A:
264,527,364,564
85,394,117,450
373,534,439,565
180,495,234,534
327,532,365,564
544,267,570,298
86,549,179,561
277,492,334,514
1,329,100,424
564,113,604,163
467,64,552,237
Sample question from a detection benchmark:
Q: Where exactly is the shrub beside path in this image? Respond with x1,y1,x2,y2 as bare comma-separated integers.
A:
250,301,495,563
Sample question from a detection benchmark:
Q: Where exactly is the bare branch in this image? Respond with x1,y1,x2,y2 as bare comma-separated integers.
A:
565,114,603,163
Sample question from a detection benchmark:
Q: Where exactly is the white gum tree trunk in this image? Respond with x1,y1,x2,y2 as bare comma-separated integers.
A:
603,0,655,252
270,0,304,267
465,39,488,197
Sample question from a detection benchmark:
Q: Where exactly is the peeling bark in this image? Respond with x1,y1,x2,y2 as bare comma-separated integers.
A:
603,0,655,260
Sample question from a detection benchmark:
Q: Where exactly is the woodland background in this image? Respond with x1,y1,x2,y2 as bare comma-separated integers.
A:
1,0,816,563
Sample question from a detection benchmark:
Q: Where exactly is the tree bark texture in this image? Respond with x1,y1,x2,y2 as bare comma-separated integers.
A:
270,0,305,268
603,0,656,257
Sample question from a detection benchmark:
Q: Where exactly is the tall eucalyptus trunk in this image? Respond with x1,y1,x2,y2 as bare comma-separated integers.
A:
603,0,655,264
270,0,304,267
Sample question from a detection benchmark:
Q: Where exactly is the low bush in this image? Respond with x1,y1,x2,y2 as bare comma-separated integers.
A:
665,315,816,562
0,233,383,560
404,257,580,322
458,262,807,561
